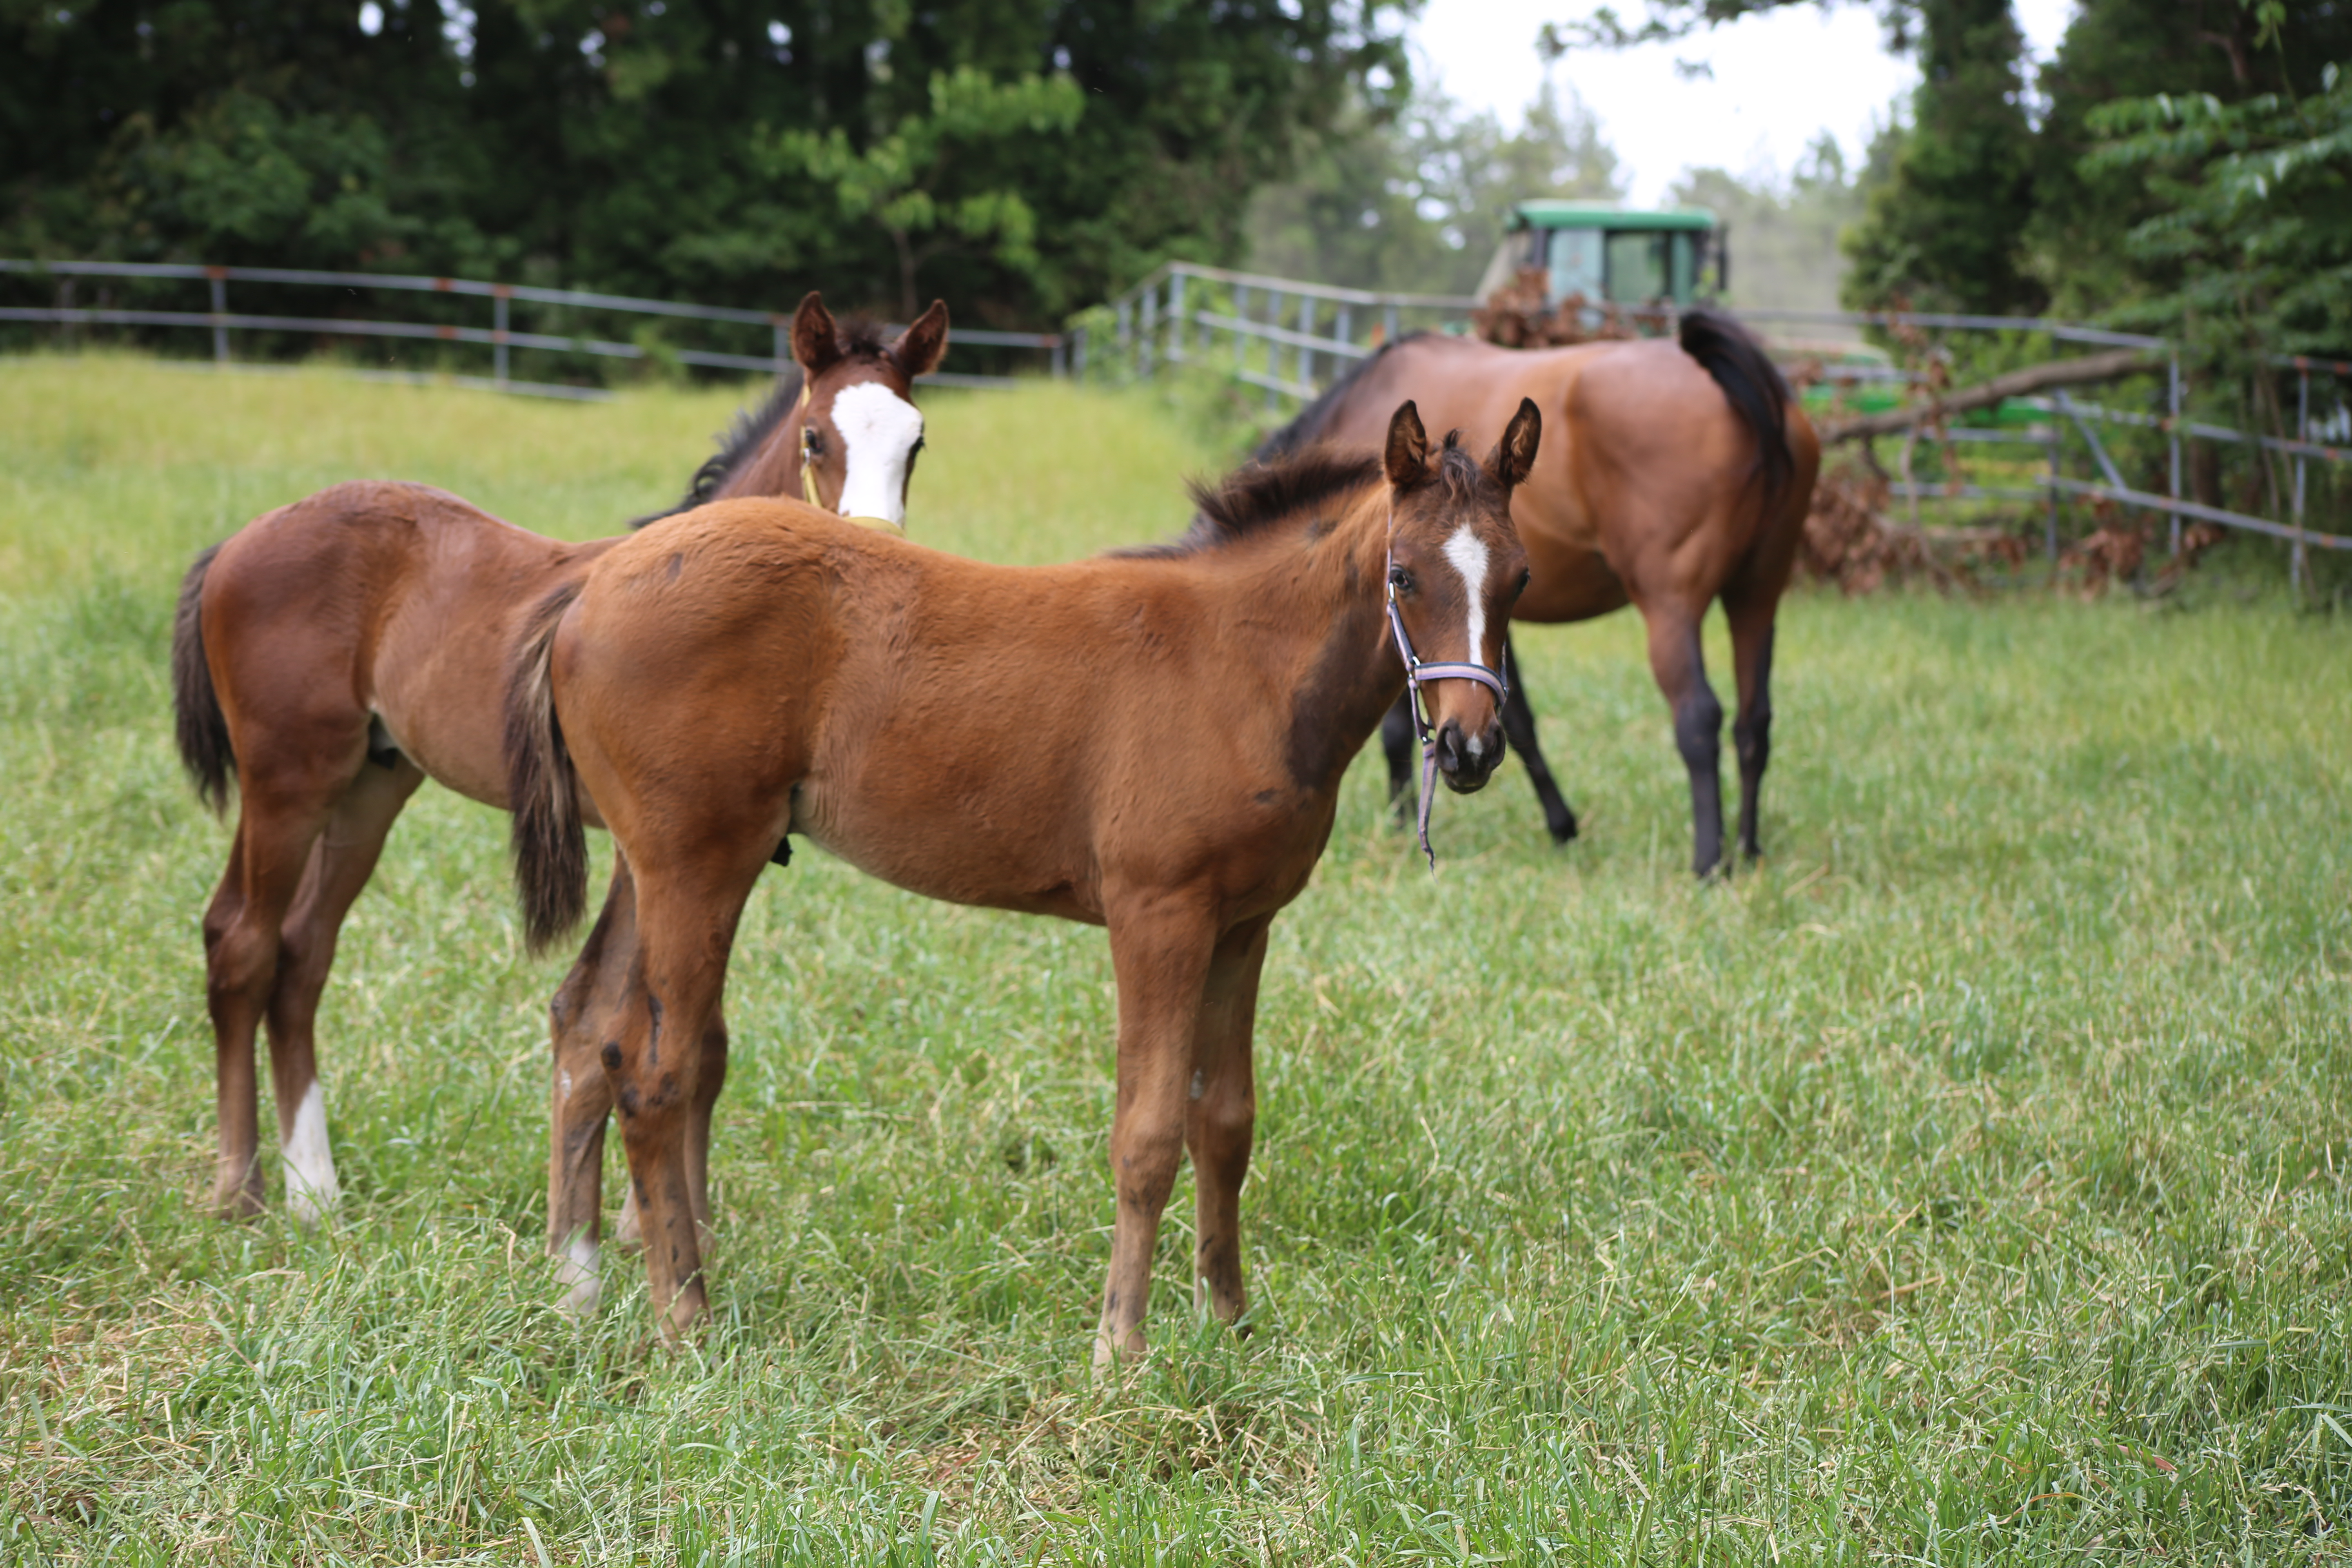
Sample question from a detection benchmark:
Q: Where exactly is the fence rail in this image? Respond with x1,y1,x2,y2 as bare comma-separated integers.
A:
0,257,1065,394
1075,264,2349,586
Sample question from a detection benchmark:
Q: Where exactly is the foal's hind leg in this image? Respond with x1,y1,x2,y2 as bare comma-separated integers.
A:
1723,592,1778,863
263,757,424,1225
548,860,634,1316
1187,917,1271,1330
1497,636,1579,844
1639,606,1726,877
203,773,352,1216
1380,695,1418,827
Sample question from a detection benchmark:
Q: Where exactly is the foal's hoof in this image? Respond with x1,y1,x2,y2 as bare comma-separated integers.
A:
1547,814,1579,846
211,1176,266,1222
553,1238,604,1321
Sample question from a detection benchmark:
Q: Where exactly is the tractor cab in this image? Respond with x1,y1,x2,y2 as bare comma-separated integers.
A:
1474,201,1726,310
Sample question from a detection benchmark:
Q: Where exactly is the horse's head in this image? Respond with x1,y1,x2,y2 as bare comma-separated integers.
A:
788,290,949,527
1380,396,1539,796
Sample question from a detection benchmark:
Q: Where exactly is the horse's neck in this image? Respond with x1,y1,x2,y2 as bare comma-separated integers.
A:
1229,486,1402,797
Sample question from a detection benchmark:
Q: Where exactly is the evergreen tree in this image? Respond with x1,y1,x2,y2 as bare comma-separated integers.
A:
1840,0,2039,314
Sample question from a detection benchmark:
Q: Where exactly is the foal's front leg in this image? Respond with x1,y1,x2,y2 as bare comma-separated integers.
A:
1095,895,1220,1374
1188,917,1271,1327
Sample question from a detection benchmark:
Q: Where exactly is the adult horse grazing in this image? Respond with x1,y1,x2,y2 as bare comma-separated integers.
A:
171,292,948,1227
1263,310,1819,875
504,399,1541,1355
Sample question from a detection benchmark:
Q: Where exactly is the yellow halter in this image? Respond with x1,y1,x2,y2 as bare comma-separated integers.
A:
796,380,904,533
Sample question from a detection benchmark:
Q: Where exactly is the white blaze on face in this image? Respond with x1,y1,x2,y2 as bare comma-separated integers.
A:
281,1079,340,1227
1443,524,1495,760
829,380,924,525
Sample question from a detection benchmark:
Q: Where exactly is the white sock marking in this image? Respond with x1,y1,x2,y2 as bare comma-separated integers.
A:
830,381,924,525
1442,525,1493,669
281,1080,340,1226
555,1232,603,1319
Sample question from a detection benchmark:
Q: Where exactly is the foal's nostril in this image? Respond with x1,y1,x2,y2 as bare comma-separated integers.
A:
1435,719,1503,792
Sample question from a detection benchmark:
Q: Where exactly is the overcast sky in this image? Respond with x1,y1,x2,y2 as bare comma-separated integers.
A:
1408,0,2078,205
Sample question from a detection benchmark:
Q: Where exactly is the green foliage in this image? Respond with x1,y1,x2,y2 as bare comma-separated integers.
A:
1842,0,2040,314
1243,82,1620,296
3,357,2351,1558
0,0,1417,327
755,65,1084,316
2087,67,2352,363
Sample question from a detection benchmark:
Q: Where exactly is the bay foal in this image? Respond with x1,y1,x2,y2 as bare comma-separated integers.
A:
172,294,947,1227
1263,312,1820,874
505,400,1541,1356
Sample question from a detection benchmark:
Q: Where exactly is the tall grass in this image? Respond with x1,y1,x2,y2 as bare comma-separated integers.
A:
1,355,2348,1564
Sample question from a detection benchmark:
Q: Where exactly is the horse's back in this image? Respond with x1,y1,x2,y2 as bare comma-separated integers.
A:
204,480,604,806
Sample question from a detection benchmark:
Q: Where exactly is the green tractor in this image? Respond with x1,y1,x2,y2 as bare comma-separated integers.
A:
1473,200,1727,311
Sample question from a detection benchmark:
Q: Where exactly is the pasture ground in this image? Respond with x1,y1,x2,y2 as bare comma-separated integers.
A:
2,355,2349,1564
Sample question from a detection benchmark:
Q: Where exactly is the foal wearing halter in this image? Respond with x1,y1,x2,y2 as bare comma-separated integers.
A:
1263,311,1820,875
505,399,1541,1354
170,292,947,1228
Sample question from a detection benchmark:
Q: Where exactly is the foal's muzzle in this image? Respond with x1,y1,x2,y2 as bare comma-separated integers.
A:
1434,717,1505,793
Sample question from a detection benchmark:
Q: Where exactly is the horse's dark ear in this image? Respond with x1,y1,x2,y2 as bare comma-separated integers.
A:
1383,400,1430,488
791,292,842,377
1488,397,1541,491
889,300,950,380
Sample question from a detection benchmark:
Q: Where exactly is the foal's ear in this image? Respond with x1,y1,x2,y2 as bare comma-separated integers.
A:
1383,400,1430,489
791,291,843,377
1487,397,1542,491
889,300,950,380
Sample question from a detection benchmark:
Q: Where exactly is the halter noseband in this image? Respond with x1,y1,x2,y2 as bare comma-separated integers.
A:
1385,529,1508,871
795,381,904,533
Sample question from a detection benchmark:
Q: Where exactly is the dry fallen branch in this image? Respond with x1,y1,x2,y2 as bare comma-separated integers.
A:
1822,347,2156,443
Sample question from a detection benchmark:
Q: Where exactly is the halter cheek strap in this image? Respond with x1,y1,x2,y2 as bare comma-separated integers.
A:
1385,546,1509,871
795,381,904,534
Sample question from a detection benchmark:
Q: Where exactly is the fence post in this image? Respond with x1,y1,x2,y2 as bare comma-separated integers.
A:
1072,325,1088,381
772,314,789,377
1297,291,1316,391
2167,352,2183,557
1383,301,1400,347
1265,287,1278,414
494,286,512,390
2292,366,2310,595
2045,419,2060,565
1334,302,1353,369
1139,281,1158,379
1168,270,1187,365
56,277,73,350
207,267,229,363
1050,333,1066,379
1116,297,1132,372
1234,284,1250,378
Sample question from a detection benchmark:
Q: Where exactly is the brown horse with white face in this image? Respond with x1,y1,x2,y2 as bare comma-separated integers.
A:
1263,310,1820,875
170,292,948,1231
503,399,1541,1355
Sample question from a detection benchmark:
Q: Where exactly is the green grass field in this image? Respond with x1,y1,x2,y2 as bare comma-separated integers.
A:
2,355,2349,1564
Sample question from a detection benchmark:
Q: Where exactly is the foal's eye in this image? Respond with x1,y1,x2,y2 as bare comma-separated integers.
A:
1388,566,1414,595
1515,568,1532,595
802,428,827,459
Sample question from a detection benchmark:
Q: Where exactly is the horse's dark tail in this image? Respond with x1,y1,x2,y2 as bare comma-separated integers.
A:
172,544,235,816
1678,307,1793,509
504,581,590,955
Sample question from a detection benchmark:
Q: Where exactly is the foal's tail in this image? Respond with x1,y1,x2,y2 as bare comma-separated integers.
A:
1678,307,1794,512
504,581,590,955
172,543,235,816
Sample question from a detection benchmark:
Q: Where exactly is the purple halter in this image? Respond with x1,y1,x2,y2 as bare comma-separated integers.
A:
1385,546,1508,870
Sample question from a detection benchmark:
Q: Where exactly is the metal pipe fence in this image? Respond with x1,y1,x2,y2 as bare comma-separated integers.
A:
0,258,1064,395
1076,265,2349,578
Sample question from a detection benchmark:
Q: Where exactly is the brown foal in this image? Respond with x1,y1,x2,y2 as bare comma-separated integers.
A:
1264,310,1820,874
170,293,947,1238
504,399,1542,1356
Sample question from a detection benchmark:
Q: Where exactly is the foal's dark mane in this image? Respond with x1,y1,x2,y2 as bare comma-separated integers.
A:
1253,332,1430,462
632,318,894,529
1114,447,1383,560
1118,437,1488,561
